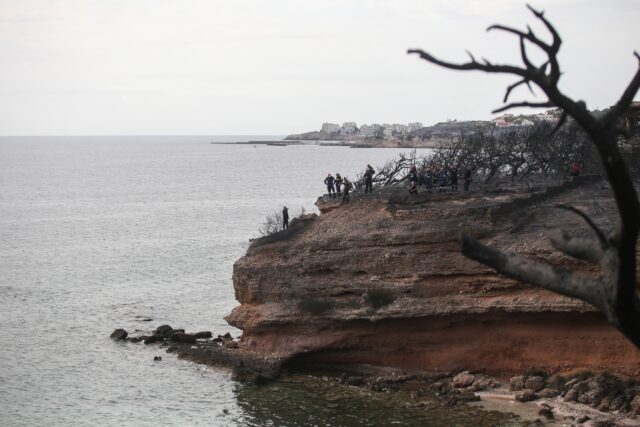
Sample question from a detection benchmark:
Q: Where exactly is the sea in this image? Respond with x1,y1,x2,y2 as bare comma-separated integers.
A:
0,136,516,426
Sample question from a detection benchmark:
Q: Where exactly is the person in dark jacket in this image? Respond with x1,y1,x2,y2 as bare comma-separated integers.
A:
438,168,447,192
282,206,289,229
408,165,419,195
335,173,343,195
342,178,352,203
324,173,336,197
364,164,375,193
450,165,458,191
424,168,434,192
463,169,472,191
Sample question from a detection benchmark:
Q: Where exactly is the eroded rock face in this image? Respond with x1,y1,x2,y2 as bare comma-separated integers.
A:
226,178,640,376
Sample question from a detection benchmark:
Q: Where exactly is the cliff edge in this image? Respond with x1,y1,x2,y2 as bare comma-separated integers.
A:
226,177,640,378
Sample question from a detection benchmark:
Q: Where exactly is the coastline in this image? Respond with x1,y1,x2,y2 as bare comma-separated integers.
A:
114,174,640,424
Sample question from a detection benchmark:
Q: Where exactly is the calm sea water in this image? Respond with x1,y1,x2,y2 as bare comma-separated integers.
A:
0,136,509,426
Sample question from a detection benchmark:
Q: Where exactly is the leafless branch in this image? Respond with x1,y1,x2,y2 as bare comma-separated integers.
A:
603,51,640,127
555,205,608,247
548,230,602,264
503,78,533,103
462,236,603,308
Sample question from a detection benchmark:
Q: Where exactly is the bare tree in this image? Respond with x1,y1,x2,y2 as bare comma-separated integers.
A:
408,5,640,347
258,210,283,236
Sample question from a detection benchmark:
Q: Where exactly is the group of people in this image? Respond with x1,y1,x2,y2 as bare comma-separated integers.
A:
409,165,473,195
288,159,583,231
323,163,474,200
324,172,354,203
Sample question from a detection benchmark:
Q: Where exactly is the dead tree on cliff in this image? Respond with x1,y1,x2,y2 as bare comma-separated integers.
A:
409,5,640,347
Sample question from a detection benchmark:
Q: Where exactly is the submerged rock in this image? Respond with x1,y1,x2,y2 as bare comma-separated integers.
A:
169,332,197,344
143,335,164,345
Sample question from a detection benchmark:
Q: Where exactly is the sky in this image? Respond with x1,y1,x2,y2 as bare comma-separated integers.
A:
0,0,638,135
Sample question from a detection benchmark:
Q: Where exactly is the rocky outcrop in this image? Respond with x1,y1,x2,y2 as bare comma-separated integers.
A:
226,176,640,378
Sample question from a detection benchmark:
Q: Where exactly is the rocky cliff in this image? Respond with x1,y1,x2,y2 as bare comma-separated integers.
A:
226,177,640,378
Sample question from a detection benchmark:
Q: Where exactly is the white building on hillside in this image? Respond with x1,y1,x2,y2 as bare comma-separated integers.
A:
359,124,384,138
341,122,358,135
407,122,423,132
321,122,341,134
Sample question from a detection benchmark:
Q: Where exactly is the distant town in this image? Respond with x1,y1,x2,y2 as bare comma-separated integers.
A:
285,110,567,147
281,103,640,148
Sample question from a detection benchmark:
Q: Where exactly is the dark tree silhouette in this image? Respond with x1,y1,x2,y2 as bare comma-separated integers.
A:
408,5,640,347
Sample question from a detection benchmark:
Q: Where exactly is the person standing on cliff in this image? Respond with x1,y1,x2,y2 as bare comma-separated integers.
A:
570,161,580,177
364,164,375,193
438,168,448,192
424,168,434,192
324,173,336,197
450,165,458,191
342,177,352,203
408,165,419,195
335,173,343,195
282,206,289,230
464,169,472,191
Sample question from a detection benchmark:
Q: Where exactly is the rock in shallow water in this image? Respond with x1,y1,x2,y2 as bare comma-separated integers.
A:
110,328,128,340
154,324,173,337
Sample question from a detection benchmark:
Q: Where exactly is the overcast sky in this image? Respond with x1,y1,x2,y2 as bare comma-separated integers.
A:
0,0,638,135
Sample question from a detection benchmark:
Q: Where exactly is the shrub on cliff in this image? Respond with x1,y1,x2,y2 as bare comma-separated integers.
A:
364,289,395,310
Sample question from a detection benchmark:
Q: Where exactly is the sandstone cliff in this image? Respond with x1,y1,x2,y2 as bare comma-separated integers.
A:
226,177,640,377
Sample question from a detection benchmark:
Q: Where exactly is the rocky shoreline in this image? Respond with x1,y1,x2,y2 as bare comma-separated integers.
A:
112,324,640,425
